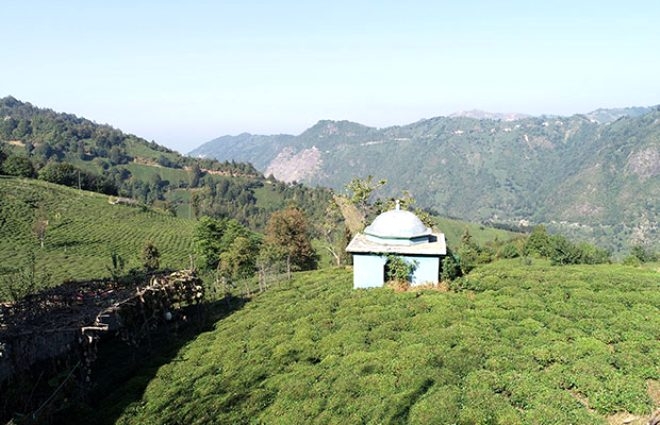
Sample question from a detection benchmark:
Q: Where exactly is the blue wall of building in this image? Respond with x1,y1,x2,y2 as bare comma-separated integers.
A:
352,254,440,288
353,255,387,288
406,256,440,285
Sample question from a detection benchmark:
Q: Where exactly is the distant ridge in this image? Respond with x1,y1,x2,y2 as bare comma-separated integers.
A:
190,105,660,254
583,105,655,123
449,109,530,121
190,133,295,171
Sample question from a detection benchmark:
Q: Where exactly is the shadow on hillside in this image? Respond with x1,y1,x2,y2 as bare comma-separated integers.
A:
58,296,250,425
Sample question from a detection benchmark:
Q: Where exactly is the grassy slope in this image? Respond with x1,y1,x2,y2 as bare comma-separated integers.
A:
0,174,515,290
0,176,195,288
435,216,520,248
122,163,190,184
253,184,288,210
101,262,659,425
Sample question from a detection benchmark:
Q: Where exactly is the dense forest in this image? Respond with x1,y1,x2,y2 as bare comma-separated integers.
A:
192,108,660,256
0,96,333,230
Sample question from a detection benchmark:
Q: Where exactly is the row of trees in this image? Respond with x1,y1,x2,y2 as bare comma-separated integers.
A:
523,225,611,265
193,207,319,296
438,225,614,287
0,152,121,195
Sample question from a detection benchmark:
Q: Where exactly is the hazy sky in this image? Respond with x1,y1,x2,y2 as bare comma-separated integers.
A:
3,0,660,153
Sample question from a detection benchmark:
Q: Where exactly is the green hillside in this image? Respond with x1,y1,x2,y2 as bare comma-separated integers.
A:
0,176,195,292
435,216,520,249
192,108,660,255
0,96,339,232
0,175,520,298
85,263,659,425
189,133,296,171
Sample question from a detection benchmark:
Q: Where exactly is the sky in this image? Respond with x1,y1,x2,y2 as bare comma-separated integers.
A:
3,0,660,153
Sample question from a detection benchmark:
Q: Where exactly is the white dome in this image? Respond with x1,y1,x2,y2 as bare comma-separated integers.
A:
364,208,431,239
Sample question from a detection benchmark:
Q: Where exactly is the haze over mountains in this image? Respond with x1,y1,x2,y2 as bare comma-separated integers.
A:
1,97,659,423
190,106,660,255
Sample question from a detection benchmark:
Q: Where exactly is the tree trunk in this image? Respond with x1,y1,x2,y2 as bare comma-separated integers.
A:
325,246,341,266
286,255,291,281
258,269,265,293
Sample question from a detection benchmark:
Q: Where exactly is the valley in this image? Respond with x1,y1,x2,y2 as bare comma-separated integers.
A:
4,2,660,423
191,108,660,256
0,97,658,425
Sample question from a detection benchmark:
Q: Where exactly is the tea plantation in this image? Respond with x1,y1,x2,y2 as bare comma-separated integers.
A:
91,262,659,424
0,176,195,290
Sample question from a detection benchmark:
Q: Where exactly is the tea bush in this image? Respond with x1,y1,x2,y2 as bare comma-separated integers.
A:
92,261,660,424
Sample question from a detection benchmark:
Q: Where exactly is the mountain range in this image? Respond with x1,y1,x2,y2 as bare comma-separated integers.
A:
190,107,660,255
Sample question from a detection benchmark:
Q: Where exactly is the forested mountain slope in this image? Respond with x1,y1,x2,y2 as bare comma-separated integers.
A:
191,108,660,254
0,96,334,231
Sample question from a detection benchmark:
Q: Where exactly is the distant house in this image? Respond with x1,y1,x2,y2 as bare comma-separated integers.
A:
108,196,139,207
346,202,447,288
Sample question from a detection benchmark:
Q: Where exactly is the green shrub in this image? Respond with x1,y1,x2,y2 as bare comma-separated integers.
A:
622,255,641,266
1,154,35,177
440,253,462,281
550,236,610,266
385,254,417,283
498,242,520,259
628,245,657,263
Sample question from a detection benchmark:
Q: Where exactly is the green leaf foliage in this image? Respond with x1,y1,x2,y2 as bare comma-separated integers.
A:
193,216,255,271
1,154,35,177
384,254,417,283
218,236,260,281
95,263,659,424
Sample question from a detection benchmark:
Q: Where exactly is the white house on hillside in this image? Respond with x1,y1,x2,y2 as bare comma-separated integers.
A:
346,202,446,289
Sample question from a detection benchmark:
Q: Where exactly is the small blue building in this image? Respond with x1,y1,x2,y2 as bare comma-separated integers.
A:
346,203,447,289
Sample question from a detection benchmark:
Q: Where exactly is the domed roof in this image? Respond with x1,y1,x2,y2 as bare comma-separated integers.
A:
364,205,431,239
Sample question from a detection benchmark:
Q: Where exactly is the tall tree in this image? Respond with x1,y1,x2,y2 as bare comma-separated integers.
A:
219,236,259,295
193,216,227,271
523,225,552,258
345,175,386,228
189,162,202,188
193,216,255,271
319,199,346,266
190,192,201,219
264,207,318,279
